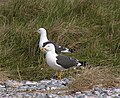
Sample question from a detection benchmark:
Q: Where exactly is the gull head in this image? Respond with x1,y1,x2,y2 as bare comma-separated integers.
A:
37,28,46,34
42,43,55,52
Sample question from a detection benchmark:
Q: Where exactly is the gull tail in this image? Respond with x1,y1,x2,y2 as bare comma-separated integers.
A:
61,48,74,53
77,61,86,67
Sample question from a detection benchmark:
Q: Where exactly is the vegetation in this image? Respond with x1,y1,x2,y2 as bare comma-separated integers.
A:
0,0,120,87
69,66,120,91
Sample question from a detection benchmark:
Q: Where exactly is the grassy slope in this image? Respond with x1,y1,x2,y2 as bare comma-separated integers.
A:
0,0,120,81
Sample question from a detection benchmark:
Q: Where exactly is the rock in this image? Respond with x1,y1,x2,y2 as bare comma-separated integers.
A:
114,96,120,98
37,84,46,90
16,85,30,92
0,84,5,88
17,93,26,98
24,93,33,98
36,93,48,98
0,87,6,92
18,85,29,89
75,91,82,95
26,81,37,85
94,87,103,93
50,86,57,90
114,88,120,93
46,94,54,98
40,79,51,84
93,91,100,95
5,80,23,87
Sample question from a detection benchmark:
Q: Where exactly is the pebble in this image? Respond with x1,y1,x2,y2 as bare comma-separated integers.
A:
0,78,119,98
26,81,37,85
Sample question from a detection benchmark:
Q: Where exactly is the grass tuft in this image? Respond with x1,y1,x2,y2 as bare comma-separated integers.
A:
69,66,120,91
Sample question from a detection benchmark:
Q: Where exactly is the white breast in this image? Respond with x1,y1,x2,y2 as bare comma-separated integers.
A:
39,41,43,48
39,34,48,48
46,52,64,70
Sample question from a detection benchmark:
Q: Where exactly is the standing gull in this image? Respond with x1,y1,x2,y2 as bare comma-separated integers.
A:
37,28,73,54
41,43,86,80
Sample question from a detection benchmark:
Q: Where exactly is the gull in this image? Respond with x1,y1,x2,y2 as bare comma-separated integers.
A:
41,43,86,80
37,28,73,54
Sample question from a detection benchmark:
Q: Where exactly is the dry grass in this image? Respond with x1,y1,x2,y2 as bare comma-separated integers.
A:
0,68,9,83
69,66,120,91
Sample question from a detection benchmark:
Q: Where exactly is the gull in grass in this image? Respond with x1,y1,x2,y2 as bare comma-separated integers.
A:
41,43,86,80
37,28,73,54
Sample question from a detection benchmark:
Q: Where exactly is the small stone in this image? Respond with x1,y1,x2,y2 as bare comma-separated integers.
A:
8,95,15,98
26,81,37,85
46,94,54,98
114,96,119,98
76,96,85,98
50,86,57,90
65,95,73,98
75,94,87,98
19,85,29,89
37,84,46,90
0,93,7,97
5,80,23,87
35,93,47,98
0,87,6,92
94,87,103,93
75,92,82,95
0,84,5,88
100,93,109,98
106,96,111,98
40,80,51,84
114,88,120,93
17,93,26,98
93,91,100,95
46,87,50,90
24,93,33,98
16,85,30,92
57,91,67,95
101,90,108,94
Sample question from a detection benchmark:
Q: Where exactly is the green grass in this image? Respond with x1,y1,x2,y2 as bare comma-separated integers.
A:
0,0,120,81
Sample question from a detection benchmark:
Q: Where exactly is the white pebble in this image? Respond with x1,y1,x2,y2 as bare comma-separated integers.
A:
26,81,37,85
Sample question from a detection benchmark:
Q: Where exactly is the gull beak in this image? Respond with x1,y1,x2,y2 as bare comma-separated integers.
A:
40,47,46,52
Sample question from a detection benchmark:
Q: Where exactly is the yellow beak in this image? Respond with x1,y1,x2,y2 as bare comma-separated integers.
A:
40,47,46,52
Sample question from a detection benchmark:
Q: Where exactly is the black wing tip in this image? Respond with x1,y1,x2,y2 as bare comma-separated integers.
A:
79,61,87,66
69,48,75,53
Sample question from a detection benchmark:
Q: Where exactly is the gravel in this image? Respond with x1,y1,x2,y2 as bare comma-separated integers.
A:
0,78,119,98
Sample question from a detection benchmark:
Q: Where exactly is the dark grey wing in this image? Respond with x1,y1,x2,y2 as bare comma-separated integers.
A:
54,43,70,54
56,55,79,69
43,41,73,54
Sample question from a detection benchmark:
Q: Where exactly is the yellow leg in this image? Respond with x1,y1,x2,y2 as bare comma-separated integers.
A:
57,71,62,80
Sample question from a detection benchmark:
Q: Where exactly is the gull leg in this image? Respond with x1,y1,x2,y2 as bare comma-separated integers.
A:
57,71,62,80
